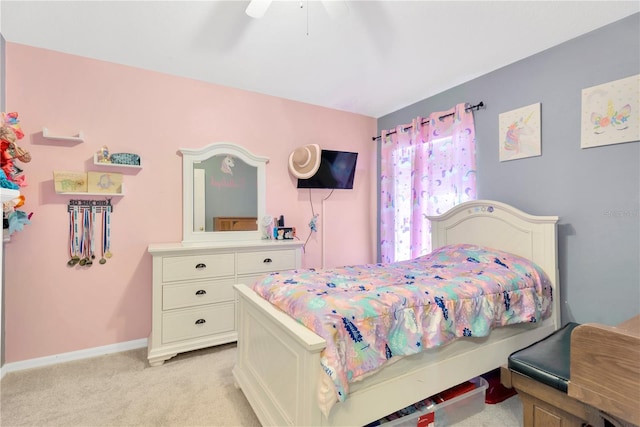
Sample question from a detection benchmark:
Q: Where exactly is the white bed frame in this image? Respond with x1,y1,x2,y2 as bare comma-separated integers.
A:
233,200,560,427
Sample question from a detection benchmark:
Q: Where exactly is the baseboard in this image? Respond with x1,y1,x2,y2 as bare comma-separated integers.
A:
0,338,148,376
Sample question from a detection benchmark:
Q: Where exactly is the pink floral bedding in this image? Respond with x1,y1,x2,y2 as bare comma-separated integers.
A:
252,243,553,402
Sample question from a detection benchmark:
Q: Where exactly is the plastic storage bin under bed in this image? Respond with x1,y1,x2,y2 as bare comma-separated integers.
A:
372,376,488,427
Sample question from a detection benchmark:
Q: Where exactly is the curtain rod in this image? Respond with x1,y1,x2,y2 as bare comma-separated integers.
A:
371,101,485,141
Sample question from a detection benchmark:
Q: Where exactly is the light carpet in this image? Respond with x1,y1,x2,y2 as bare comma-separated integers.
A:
0,343,522,426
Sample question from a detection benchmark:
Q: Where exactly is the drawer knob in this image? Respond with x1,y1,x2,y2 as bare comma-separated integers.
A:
195,263,207,270
195,289,207,296
263,258,273,264
195,318,206,325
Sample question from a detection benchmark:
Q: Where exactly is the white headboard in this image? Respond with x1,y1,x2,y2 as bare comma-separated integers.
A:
427,200,560,327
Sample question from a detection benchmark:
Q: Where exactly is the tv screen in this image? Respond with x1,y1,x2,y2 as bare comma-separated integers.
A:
297,149,358,189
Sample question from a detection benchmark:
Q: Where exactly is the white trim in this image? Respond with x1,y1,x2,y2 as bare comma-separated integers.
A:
1,338,147,377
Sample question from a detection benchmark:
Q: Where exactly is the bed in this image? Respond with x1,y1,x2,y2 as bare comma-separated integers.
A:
233,200,560,427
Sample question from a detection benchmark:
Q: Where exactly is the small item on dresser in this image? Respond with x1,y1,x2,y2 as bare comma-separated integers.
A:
262,216,274,239
109,153,140,166
274,226,296,240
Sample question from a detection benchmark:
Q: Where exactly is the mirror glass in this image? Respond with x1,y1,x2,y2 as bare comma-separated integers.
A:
181,143,268,244
193,155,258,232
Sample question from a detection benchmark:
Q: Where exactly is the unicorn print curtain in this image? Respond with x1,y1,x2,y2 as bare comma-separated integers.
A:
380,103,477,263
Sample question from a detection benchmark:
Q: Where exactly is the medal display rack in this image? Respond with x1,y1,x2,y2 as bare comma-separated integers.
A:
67,199,114,267
67,199,114,212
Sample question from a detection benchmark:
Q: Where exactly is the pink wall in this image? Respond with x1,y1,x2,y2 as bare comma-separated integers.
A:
4,43,376,363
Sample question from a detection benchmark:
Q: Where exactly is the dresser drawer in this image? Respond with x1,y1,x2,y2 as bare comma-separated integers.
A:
237,249,297,275
162,253,235,282
163,278,236,310
162,303,235,344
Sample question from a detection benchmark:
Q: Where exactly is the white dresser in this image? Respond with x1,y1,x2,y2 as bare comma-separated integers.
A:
147,239,303,366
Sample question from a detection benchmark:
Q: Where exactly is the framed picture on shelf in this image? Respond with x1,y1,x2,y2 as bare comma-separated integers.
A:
53,171,87,193
87,171,123,194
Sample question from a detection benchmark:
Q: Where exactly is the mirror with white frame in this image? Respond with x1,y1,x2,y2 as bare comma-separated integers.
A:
181,143,268,244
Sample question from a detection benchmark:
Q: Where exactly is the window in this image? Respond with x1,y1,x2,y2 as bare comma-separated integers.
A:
380,104,477,262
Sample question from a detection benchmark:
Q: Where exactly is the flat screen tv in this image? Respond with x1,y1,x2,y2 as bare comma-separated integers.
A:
297,149,358,189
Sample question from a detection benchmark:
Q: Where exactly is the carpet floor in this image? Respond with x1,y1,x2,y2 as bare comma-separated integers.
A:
0,343,523,426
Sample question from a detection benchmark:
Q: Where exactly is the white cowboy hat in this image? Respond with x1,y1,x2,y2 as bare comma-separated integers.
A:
288,144,321,179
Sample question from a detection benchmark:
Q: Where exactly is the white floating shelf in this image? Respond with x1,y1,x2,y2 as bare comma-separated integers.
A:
56,192,124,197
93,153,142,169
54,183,125,197
43,128,85,143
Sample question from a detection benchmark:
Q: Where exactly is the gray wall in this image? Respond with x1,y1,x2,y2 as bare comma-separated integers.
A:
378,14,639,327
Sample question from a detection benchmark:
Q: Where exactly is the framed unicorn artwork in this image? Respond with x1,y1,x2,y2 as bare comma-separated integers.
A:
498,102,542,162
581,74,639,149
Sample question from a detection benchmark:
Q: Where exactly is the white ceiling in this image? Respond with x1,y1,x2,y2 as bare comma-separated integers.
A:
1,1,639,118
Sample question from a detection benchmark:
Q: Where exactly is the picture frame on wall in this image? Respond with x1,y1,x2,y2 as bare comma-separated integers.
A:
498,102,541,162
580,74,639,149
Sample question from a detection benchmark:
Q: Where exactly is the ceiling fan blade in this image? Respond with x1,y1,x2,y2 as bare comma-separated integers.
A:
245,0,273,19
321,0,349,20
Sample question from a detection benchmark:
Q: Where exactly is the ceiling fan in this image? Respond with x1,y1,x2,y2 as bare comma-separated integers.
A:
246,0,273,18
245,0,349,19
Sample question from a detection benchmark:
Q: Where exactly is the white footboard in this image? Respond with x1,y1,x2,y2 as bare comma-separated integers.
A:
233,283,557,427
233,283,326,427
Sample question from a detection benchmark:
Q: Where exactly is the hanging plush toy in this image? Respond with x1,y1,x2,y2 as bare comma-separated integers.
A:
1,112,24,139
3,195,31,234
0,125,22,188
1,112,31,188
309,213,319,232
1,111,32,237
